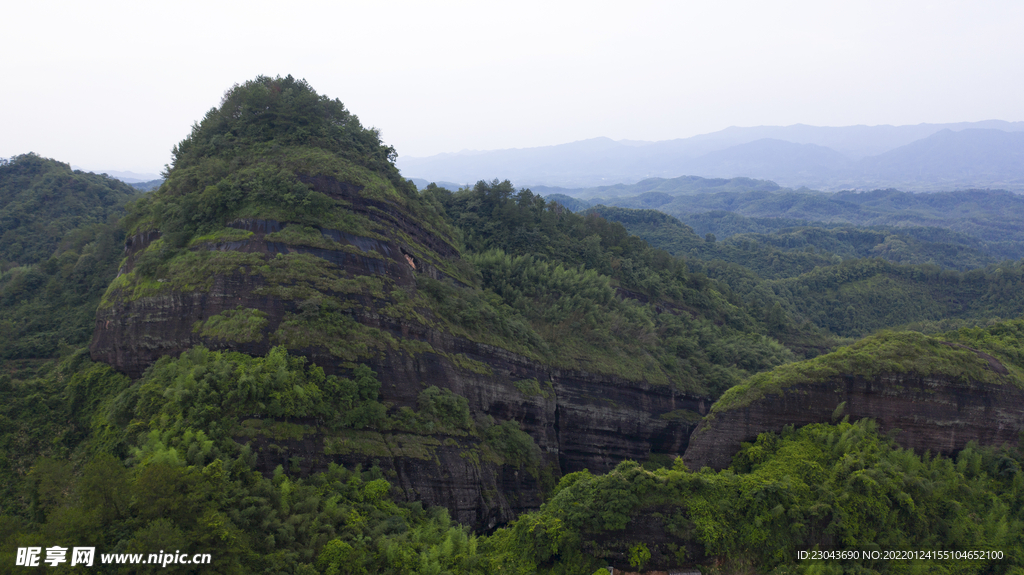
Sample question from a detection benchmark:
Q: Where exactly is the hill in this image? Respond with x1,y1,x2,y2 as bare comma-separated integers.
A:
478,320,1024,573
592,188,1024,262
0,154,138,360
586,206,1024,340
534,174,782,201
0,154,137,266
858,128,1024,190
685,321,1024,469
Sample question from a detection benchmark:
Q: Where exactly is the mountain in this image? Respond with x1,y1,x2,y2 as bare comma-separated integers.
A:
557,184,1024,262
75,168,162,183
88,76,804,532
685,326,1024,470
857,128,1024,190
399,136,672,188
399,121,1024,191
534,174,782,201
675,120,1024,159
128,178,164,191
0,154,138,265
496,320,1024,573
683,138,854,183
408,177,465,191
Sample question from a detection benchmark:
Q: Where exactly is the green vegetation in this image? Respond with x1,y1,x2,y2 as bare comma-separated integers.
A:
129,179,164,192
647,188,1024,251
769,259,1024,337
116,76,462,297
592,205,1000,276
102,78,810,397
484,420,541,470
538,174,782,203
513,378,554,399
483,419,1024,574
0,346,528,574
588,206,1024,339
713,324,1024,413
0,154,137,359
425,180,802,395
557,186,1024,265
193,307,269,343
0,153,136,265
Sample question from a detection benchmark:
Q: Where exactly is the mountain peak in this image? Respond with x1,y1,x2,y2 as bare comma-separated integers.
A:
169,75,398,178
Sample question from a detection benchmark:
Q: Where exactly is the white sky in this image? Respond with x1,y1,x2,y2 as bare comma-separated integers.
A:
1,1,1022,174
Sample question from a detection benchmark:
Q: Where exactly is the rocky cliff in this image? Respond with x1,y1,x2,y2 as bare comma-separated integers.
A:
89,77,708,529
91,177,705,528
684,332,1024,470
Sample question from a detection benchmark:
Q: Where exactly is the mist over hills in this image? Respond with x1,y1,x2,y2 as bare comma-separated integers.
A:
398,121,1024,191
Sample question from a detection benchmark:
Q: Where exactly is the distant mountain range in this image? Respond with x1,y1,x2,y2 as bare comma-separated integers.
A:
72,167,162,183
397,121,1024,191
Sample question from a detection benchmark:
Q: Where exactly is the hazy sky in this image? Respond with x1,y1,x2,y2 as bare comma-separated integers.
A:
2,1,1022,175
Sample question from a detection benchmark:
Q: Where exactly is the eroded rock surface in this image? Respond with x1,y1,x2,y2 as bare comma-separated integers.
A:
91,174,707,528
684,364,1024,471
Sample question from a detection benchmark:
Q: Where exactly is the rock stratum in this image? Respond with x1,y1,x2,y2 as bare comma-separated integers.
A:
685,331,1024,470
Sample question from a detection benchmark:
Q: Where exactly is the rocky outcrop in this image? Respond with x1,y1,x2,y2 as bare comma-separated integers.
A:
91,174,707,529
684,351,1024,470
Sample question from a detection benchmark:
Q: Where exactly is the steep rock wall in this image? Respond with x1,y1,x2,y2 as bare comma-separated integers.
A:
684,365,1024,471
91,175,707,528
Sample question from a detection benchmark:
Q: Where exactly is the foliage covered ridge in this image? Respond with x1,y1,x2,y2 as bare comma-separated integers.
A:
119,75,458,275
0,153,137,360
715,322,1024,413
482,419,1024,573
683,318,1024,471
91,77,804,402
92,76,480,377
168,75,399,181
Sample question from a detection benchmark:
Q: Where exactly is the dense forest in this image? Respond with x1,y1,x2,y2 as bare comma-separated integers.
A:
0,154,137,360
585,205,1024,338
2,78,1023,574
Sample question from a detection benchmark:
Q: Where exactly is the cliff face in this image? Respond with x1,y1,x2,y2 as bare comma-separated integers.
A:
684,341,1024,471
91,173,435,378
91,171,706,528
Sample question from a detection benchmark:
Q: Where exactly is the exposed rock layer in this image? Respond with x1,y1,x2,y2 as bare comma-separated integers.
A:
684,367,1024,471
91,175,706,528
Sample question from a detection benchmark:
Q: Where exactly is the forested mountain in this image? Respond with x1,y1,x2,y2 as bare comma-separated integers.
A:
2,79,1024,574
586,206,1024,339
0,154,137,360
859,129,1024,189
588,205,1001,271
558,186,1024,264
536,175,782,199
0,154,136,266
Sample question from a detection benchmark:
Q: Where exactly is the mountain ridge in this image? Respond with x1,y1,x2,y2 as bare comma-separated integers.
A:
399,121,1024,191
